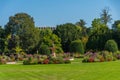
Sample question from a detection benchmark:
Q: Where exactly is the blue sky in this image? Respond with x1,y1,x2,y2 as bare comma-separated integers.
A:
0,0,120,27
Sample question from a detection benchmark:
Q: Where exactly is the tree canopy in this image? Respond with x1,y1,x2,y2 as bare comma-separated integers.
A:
0,7,120,55
4,13,40,53
54,23,82,52
100,7,112,25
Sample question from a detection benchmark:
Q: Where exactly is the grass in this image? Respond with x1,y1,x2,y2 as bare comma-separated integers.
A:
0,59,120,80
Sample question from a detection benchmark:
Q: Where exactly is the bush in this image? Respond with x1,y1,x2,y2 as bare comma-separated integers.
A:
49,57,65,64
23,59,30,65
23,54,71,65
88,57,94,62
103,51,113,61
82,57,89,62
43,59,49,64
57,57,65,64
97,55,105,62
70,40,84,54
39,44,50,55
114,51,120,59
82,51,116,63
23,55,38,65
105,40,118,53
23,58,38,65
64,59,71,64
0,56,6,64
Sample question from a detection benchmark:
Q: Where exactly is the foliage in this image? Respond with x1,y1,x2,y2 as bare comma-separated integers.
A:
54,23,82,52
0,26,5,53
39,44,51,55
64,58,71,64
0,10,118,58
112,20,120,49
70,40,84,54
14,46,22,54
75,19,86,28
112,20,120,30
23,55,38,65
0,56,6,64
23,54,71,65
105,40,118,53
5,13,40,53
100,7,112,25
86,18,112,51
49,57,64,64
101,51,113,61
0,39,5,53
39,28,63,54
82,50,120,63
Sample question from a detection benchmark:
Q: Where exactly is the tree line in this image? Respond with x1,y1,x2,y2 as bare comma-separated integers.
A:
0,8,120,55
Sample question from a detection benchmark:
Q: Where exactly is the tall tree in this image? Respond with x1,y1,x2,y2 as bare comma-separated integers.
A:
38,28,63,54
54,23,82,52
112,20,120,30
75,19,88,37
0,26,5,53
112,20,120,49
100,7,112,25
86,18,112,51
5,13,40,53
75,19,86,28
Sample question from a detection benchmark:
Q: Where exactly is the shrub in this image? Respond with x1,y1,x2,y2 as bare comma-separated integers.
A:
102,51,113,61
64,59,71,64
9,54,15,62
23,54,71,65
15,54,24,61
23,58,38,65
49,57,65,64
88,57,94,62
57,57,65,64
23,55,38,65
97,55,105,62
0,59,6,64
38,58,44,64
23,59,30,65
39,44,50,55
43,59,49,64
105,40,118,53
82,57,89,62
82,51,116,63
0,56,6,64
70,40,84,54
114,51,120,59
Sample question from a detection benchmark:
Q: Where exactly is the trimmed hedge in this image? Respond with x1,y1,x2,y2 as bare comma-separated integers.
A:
70,40,84,54
105,40,118,53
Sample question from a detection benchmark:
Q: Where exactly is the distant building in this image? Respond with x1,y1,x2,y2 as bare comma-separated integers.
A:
39,27,56,31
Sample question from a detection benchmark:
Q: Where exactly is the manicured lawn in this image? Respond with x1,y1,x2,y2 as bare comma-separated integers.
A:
1,59,120,80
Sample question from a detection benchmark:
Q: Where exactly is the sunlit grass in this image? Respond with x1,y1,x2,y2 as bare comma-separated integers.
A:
0,59,120,80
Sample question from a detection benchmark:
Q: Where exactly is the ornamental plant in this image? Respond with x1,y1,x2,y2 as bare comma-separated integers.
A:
70,40,84,54
105,40,118,53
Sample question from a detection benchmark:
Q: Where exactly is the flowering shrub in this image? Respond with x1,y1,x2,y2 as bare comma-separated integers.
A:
23,55,38,65
82,50,119,63
82,51,96,62
23,54,71,65
0,56,6,64
88,57,94,62
43,59,49,64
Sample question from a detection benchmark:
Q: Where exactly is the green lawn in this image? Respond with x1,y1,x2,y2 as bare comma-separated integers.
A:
1,59,120,80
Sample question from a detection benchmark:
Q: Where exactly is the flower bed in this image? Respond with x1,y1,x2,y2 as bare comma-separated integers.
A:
23,55,71,65
82,51,119,63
